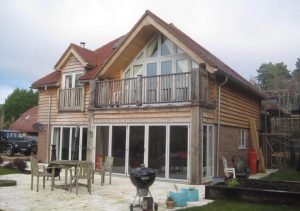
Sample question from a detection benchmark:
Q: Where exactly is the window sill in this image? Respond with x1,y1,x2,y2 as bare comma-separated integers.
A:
238,146,247,150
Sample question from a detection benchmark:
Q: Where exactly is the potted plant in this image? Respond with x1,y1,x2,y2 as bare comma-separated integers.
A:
166,196,175,209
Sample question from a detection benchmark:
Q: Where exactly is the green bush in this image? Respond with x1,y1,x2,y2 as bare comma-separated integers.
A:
227,178,240,188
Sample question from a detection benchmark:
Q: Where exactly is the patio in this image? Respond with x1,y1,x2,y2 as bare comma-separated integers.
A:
0,169,211,211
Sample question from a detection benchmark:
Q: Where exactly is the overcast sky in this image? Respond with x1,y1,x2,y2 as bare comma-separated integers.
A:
0,0,299,104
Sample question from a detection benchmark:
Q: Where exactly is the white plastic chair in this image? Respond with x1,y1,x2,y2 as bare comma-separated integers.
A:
222,157,236,178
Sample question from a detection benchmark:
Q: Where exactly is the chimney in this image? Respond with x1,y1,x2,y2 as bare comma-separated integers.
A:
80,42,86,48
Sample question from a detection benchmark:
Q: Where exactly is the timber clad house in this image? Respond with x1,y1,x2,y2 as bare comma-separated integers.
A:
32,10,263,184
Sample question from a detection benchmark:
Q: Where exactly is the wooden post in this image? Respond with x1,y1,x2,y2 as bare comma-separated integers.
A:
136,74,142,106
81,85,85,111
191,67,200,104
89,80,96,109
190,106,203,184
199,63,209,103
57,89,60,111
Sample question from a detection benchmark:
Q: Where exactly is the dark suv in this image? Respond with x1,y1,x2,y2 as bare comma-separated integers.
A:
0,130,38,156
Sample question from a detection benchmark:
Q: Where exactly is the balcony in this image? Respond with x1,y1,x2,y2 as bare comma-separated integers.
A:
95,72,192,108
58,87,84,111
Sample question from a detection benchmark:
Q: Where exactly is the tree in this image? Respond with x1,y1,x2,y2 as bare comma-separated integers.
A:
2,88,38,128
256,62,291,90
292,58,300,76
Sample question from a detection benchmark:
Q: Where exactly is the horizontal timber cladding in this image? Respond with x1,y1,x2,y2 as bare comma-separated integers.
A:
61,55,85,73
93,107,192,124
37,85,90,125
220,86,261,129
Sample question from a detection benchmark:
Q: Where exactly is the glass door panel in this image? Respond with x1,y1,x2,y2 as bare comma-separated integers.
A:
81,128,87,160
129,126,145,169
62,128,70,160
71,127,80,160
111,126,126,174
169,126,188,180
148,126,166,178
53,128,61,160
95,126,109,169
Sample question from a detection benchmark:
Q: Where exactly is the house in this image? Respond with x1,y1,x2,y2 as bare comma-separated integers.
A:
31,10,263,184
9,106,38,136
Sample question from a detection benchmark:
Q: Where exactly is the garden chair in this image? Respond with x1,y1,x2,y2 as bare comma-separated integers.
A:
232,155,250,178
30,157,54,192
101,156,114,185
222,157,236,178
69,161,93,195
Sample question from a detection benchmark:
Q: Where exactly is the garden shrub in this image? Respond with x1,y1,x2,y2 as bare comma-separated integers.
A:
13,159,27,171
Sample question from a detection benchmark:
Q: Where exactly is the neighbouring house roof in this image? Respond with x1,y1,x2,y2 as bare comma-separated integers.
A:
9,106,38,133
31,10,263,98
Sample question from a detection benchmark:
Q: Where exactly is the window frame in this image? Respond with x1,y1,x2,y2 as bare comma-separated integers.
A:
239,129,248,150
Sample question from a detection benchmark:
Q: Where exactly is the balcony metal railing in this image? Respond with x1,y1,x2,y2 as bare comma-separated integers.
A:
95,72,191,107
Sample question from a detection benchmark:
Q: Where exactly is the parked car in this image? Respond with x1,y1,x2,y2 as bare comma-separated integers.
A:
0,129,38,156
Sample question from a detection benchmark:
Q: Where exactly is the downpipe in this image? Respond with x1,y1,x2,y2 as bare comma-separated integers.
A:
216,75,228,176
45,85,51,163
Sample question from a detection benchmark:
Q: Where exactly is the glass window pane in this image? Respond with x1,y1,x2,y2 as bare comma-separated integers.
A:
146,38,158,58
95,126,109,169
169,125,188,180
192,61,198,69
65,75,72,88
176,47,184,54
148,126,166,178
62,128,70,160
133,65,143,77
161,36,173,56
147,63,157,76
203,125,207,178
161,61,172,75
137,52,143,60
75,73,83,87
125,69,131,78
176,59,189,73
112,126,126,174
81,128,87,160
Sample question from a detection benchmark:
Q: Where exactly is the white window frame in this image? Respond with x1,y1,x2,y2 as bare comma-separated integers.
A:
62,71,84,88
239,129,248,150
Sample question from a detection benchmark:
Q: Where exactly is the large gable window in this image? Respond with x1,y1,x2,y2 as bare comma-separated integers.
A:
63,72,83,88
123,34,197,78
146,38,158,58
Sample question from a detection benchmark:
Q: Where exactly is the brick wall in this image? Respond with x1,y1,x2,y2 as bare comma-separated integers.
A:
216,125,249,176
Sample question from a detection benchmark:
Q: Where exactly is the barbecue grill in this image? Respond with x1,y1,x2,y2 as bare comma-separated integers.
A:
129,164,158,211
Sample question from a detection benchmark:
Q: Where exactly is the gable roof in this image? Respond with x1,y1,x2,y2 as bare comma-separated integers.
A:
9,106,38,133
32,10,263,98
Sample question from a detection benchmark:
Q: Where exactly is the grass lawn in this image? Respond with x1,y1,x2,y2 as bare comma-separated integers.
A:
262,168,300,181
181,199,299,211
0,167,20,175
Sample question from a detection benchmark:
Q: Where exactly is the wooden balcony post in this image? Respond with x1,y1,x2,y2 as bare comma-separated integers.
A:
57,89,60,111
191,66,200,104
81,85,85,111
136,74,142,106
199,63,209,103
89,80,96,110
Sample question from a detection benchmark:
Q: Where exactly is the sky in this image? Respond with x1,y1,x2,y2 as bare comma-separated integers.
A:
0,0,299,104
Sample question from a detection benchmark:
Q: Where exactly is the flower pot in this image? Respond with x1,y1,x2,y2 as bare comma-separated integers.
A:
166,199,175,209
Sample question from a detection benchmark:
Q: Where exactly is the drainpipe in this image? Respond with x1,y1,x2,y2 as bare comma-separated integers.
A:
45,85,51,163
217,75,228,176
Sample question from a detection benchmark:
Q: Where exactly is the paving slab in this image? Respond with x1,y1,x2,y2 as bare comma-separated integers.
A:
0,170,212,211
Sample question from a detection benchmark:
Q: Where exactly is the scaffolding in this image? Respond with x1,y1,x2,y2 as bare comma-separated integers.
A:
261,89,300,169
